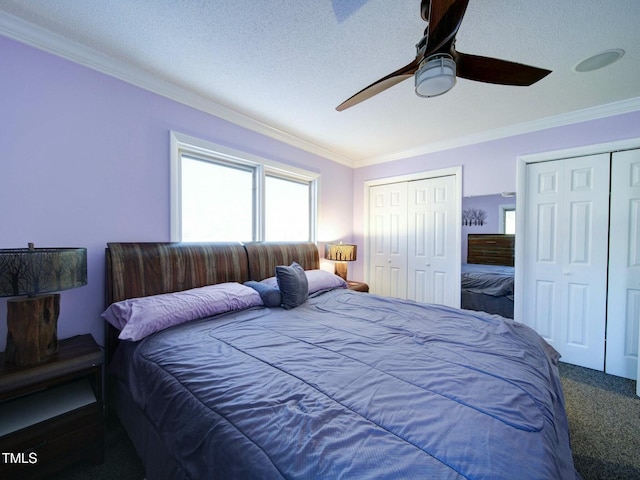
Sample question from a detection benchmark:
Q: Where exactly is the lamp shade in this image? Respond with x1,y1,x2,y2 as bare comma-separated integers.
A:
0,245,87,297
325,243,357,262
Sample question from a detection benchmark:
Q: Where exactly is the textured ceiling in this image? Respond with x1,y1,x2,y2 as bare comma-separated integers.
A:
1,0,639,167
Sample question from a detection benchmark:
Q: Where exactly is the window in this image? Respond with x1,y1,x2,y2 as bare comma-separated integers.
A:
499,204,516,235
504,209,516,235
171,132,318,242
265,175,311,241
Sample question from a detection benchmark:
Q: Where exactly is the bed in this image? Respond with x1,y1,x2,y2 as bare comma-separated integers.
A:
103,241,579,480
462,234,515,318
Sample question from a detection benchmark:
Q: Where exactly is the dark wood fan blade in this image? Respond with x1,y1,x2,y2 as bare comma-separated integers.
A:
336,59,420,111
427,0,469,53
454,50,551,86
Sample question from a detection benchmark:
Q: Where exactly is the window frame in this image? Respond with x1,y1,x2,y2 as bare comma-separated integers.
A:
498,203,516,234
170,132,319,242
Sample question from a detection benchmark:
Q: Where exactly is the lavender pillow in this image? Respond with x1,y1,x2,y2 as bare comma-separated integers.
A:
102,282,262,341
305,269,348,294
261,269,347,295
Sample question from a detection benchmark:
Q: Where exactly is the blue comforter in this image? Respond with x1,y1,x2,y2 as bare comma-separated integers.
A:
114,289,579,479
461,263,515,298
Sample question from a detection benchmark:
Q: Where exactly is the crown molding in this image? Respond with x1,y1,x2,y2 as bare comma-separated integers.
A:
3,11,639,172
0,11,355,168
354,96,640,168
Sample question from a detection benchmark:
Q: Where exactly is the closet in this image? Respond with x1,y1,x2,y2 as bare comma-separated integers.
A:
517,146,640,380
366,169,461,308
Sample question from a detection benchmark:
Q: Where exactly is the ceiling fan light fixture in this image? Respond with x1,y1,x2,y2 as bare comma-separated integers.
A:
415,54,456,98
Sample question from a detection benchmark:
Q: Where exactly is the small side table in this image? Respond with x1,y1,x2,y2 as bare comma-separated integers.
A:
347,281,369,292
0,334,104,480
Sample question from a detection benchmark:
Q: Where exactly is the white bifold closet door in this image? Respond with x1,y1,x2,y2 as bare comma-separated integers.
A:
369,182,408,299
368,175,458,307
606,149,640,380
522,153,610,371
407,176,458,306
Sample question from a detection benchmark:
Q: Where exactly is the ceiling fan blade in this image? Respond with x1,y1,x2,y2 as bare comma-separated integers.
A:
427,0,469,53
454,50,551,86
336,59,420,111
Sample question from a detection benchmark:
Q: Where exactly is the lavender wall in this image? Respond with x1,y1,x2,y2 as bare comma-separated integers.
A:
0,36,353,351
351,110,640,280
2,33,639,350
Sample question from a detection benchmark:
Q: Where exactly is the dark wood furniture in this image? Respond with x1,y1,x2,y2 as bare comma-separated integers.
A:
347,280,369,292
0,334,104,480
467,234,515,266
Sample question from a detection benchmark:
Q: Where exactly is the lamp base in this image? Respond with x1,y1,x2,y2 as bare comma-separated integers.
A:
334,261,348,281
5,294,60,366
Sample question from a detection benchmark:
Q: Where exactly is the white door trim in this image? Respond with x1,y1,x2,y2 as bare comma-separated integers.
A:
363,166,462,302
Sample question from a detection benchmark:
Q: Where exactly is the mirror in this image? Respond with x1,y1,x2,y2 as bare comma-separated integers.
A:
461,193,516,264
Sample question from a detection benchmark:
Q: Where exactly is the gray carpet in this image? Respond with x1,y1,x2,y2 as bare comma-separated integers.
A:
50,363,639,480
559,362,640,480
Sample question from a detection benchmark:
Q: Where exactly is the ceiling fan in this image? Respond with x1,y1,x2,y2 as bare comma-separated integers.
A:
336,0,551,111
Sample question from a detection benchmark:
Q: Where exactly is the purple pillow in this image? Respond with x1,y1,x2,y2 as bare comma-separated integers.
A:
261,269,347,295
305,269,348,294
102,282,262,341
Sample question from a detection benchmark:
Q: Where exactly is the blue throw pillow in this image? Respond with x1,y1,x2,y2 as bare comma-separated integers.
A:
275,262,309,309
244,280,282,308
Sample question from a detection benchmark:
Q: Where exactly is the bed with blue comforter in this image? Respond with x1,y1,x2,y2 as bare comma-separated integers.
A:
104,242,579,480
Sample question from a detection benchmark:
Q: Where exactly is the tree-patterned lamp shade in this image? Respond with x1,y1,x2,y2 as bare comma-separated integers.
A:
325,243,357,281
0,244,87,366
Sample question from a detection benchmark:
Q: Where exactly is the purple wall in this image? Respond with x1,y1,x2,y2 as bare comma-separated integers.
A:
2,33,639,351
0,36,353,351
351,110,640,280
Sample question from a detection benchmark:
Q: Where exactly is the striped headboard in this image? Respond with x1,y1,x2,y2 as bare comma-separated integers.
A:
105,242,250,305
104,241,321,360
467,234,515,266
244,241,320,281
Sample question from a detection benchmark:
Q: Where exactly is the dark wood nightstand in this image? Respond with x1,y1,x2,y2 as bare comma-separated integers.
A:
0,334,104,480
347,281,369,292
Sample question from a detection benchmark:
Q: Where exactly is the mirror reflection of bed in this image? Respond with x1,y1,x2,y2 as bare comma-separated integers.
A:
461,234,515,318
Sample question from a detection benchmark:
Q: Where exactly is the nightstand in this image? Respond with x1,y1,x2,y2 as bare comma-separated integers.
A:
0,334,104,480
347,281,369,292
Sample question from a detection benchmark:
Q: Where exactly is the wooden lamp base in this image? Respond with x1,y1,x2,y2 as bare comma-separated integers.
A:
5,293,60,366
334,261,348,281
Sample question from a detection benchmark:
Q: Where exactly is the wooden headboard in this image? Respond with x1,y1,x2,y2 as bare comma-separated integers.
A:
105,242,249,305
244,241,319,281
104,241,320,360
467,234,515,266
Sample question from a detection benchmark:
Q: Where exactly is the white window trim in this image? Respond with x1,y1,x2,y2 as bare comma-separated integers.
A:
170,131,319,242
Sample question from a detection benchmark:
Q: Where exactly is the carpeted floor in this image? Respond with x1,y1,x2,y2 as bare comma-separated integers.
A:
559,362,640,480
50,362,639,480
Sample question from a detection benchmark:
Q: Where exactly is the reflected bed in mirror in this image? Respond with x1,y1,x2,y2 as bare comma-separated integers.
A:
461,194,516,318
462,234,514,318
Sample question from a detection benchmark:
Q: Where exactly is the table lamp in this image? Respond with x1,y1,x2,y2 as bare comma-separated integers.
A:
325,242,357,281
0,243,87,366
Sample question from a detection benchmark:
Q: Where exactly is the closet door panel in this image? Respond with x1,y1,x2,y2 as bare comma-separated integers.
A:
607,149,640,379
560,154,609,370
534,280,555,339
407,176,457,306
368,183,408,298
524,154,609,371
524,161,564,346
